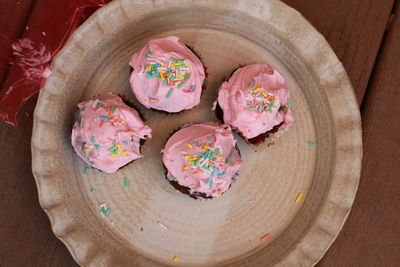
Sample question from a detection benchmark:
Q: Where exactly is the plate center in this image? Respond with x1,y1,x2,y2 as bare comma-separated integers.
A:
78,28,317,264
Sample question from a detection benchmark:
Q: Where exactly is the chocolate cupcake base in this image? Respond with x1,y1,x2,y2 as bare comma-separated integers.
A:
166,172,239,200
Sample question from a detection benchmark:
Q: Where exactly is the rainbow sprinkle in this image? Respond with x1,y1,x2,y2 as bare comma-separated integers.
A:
172,256,179,262
144,55,191,98
101,207,111,214
158,221,168,230
107,140,130,157
246,83,277,113
261,234,270,241
100,203,110,215
84,166,90,175
99,115,109,120
295,192,303,203
95,104,125,128
123,177,129,188
181,139,228,189
166,88,174,98
307,141,315,147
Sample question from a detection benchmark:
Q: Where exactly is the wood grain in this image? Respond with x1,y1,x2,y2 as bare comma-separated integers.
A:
0,98,77,266
318,2,400,266
282,0,395,104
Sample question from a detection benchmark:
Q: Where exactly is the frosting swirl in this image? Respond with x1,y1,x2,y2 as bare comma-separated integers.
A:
71,93,152,173
217,63,294,139
162,122,242,198
129,36,205,113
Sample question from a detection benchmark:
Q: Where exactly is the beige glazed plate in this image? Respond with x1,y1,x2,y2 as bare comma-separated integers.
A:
31,0,362,266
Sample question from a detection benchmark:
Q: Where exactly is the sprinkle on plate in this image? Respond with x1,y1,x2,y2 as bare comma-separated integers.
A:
158,221,168,230
295,192,303,203
260,233,270,241
123,177,129,188
84,166,90,175
307,141,316,147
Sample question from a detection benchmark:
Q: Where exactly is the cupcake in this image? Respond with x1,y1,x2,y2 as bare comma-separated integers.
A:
215,63,294,145
162,122,242,199
71,93,152,173
129,36,205,113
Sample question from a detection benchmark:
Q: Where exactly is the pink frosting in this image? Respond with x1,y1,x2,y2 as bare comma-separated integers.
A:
71,93,152,173
217,63,294,139
129,36,205,113
162,122,242,198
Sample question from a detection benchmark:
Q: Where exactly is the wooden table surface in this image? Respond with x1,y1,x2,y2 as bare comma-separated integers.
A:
1,0,399,266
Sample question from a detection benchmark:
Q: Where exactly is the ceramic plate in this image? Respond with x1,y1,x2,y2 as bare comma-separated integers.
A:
31,0,362,266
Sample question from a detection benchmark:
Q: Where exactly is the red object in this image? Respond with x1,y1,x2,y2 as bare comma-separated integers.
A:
0,0,113,126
